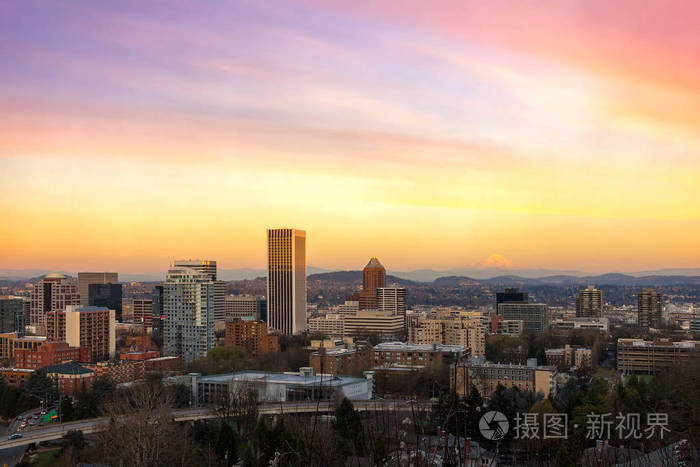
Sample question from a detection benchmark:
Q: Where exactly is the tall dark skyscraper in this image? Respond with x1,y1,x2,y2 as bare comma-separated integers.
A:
360,256,386,310
152,285,164,318
88,283,123,322
638,288,662,328
496,288,529,308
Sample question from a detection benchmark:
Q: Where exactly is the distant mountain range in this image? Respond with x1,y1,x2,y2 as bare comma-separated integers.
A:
1,267,699,286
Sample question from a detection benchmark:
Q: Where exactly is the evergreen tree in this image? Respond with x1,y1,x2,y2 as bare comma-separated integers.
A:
215,423,238,465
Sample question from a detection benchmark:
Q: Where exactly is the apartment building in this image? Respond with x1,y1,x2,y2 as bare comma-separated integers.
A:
617,338,699,375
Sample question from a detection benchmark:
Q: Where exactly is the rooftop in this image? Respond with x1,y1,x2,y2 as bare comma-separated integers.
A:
44,361,93,376
373,342,468,353
198,370,368,387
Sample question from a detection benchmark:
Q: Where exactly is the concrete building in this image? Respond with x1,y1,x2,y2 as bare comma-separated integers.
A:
267,228,306,335
78,272,118,307
133,298,154,326
88,283,123,322
497,303,549,332
408,311,486,357
307,313,345,337
338,300,360,317
550,317,609,332
638,289,663,328
576,285,603,318
225,294,263,321
376,287,406,317
0,297,26,334
224,318,279,356
343,311,406,341
173,260,225,322
46,305,116,362
617,338,699,375
489,316,524,336
360,257,386,310
192,368,373,404
453,359,557,399
163,266,215,363
14,341,91,369
30,274,80,330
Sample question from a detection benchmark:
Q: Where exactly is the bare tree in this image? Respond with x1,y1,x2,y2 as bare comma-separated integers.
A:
96,382,195,467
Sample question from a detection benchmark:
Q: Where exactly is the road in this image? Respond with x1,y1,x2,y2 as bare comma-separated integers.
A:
0,399,431,450
0,407,52,467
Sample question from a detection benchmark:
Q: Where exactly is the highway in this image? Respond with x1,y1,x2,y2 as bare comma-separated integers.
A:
0,399,431,450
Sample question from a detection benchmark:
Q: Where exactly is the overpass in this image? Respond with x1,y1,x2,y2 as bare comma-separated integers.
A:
0,400,431,449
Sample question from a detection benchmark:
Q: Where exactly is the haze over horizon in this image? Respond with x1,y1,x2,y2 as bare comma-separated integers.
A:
2,1,699,273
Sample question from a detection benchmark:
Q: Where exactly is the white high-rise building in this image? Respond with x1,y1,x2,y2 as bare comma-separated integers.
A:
267,228,306,335
173,260,225,322
163,266,215,362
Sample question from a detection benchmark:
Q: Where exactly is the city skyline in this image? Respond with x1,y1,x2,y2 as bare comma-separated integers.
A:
2,1,699,273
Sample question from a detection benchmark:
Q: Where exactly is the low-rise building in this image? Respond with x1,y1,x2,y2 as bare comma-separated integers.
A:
617,338,699,375
14,341,92,369
191,368,374,404
490,316,524,336
85,360,145,384
145,356,182,373
0,368,34,386
343,311,406,341
224,319,279,356
545,345,594,370
453,359,557,399
550,317,609,332
45,362,95,396
309,346,370,376
307,313,345,337
372,342,469,370
0,332,47,360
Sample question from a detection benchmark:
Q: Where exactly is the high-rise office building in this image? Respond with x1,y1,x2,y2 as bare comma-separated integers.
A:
225,294,263,320
496,288,529,307
360,257,386,310
46,305,116,362
163,266,215,362
376,287,406,316
266,228,306,335
0,297,26,334
638,289,663,328
88,283,123,322
30,274,80,330
498,303,549,332
77,272,118,307
576,286,603,318
173,260,225,321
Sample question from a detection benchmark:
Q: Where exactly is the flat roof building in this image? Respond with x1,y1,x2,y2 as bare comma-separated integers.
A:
617,338,699,375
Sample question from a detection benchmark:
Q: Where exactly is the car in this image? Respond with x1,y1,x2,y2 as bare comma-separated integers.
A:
32,415,39,419
8,434,22,440
40,411,46,415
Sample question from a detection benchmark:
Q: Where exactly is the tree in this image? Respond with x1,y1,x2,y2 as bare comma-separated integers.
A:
62,429,86,465
333,397,364,454
60,396,74,422
215,423,238,465
21,368,57,403
74,383,99,419
91,376,116,407
98,382,194,467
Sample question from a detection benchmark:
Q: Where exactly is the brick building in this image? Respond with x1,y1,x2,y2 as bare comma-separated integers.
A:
309,347,370,376
85,360,145,384
617,339,699,375
45,362,95,396
224,319,279,356
14,341,91,369
453,359,557,399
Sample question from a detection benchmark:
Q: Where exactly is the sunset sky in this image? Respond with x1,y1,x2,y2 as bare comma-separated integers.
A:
1,0,699,273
